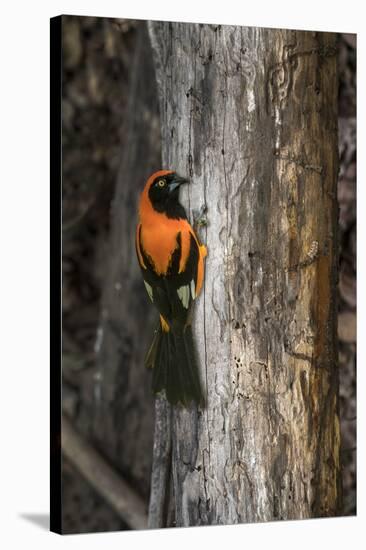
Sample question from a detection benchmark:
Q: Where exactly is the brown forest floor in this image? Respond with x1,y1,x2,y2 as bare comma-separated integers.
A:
61,18,356,532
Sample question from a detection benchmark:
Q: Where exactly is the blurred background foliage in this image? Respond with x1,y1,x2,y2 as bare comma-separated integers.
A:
61,17,356,532
62,16,142,533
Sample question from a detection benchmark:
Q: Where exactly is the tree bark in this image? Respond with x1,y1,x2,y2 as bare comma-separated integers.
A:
148,22,341,526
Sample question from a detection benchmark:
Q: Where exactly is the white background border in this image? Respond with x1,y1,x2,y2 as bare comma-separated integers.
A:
0,1,362,548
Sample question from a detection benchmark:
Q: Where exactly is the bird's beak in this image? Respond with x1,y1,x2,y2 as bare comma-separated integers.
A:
169,174,190,193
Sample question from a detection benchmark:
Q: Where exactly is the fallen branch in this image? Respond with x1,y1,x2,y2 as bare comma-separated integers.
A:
62,415,148,530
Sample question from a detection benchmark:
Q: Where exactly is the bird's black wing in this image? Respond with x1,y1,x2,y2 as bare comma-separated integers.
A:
136,225,199,328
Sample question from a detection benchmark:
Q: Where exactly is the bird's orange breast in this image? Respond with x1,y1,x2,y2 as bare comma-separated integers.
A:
140,214,192,276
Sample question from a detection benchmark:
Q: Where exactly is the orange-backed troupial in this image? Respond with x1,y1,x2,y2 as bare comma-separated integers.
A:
135,170,207,407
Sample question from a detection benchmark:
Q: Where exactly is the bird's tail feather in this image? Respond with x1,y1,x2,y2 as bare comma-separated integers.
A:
146,324,204,407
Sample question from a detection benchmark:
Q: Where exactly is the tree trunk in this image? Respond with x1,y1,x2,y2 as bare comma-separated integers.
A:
88,22,161,500
148,22,341,526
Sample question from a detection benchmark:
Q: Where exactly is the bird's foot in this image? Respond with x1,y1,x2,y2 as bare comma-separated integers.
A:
193,204,208,230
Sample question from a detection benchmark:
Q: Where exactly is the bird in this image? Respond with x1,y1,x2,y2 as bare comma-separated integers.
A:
135,170,207,407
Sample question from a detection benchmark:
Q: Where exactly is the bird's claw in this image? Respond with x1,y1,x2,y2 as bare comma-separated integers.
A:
193,204,208,229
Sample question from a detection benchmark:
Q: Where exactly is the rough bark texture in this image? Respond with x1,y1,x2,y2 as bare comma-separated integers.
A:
148,22,341,526
88,23,160,499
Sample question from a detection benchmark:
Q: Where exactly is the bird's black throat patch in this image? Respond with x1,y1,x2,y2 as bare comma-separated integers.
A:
148,175,188,220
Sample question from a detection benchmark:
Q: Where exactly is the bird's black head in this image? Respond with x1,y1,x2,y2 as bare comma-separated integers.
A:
148,172,189,219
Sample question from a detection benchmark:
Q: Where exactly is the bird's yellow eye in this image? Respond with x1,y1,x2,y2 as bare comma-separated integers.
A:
158,179,166,187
